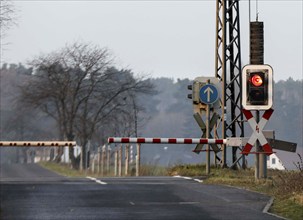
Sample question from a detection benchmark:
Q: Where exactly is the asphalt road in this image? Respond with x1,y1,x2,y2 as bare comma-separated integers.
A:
0,163,282,220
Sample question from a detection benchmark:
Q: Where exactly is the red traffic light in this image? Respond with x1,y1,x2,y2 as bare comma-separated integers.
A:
250,74,263,87
242,64,273,110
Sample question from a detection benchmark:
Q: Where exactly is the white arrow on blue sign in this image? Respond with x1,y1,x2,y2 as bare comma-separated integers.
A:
199,84,219,104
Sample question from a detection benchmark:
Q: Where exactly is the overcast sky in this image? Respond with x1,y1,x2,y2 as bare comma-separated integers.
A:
1,0,302,81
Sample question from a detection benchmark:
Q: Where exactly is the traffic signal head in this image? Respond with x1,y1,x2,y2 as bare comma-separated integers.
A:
242,65,273,110
187,80,202,105
248,72,267,104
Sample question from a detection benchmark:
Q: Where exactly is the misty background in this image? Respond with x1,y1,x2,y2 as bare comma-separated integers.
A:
0,0,302,168
0,62,302,167
1,0,302,81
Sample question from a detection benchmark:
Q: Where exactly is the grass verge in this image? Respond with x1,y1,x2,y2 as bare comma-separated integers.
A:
39,161,168,177
169,164,303,220
39,161,86,177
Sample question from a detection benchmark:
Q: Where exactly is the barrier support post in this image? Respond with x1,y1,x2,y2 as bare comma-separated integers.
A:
107,146,111,174
136,143,141,176
118,145,122,177
125,144,129,176
114,149,118,176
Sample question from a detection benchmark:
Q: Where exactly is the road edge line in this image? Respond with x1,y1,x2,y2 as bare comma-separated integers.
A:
262,197,287,220
223,184,287,219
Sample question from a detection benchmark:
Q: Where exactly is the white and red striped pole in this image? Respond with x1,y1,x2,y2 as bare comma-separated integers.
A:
108,137,227,145
0,141,76,147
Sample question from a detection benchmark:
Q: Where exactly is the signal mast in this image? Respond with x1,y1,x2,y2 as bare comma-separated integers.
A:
215,0,244,168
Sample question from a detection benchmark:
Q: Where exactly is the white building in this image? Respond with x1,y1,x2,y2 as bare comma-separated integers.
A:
267,148,302,170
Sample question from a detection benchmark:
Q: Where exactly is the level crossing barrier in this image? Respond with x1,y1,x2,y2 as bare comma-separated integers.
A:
108,137,227,145
0,141,76,147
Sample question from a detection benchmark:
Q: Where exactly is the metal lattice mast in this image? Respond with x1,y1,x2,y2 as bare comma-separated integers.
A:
215,0,245,168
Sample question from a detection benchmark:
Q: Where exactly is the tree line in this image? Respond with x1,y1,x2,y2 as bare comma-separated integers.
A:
1,47,302,167
0,42,155,169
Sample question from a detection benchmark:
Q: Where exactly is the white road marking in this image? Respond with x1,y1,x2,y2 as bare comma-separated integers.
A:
95,180,107,185
173,175,203,183
86,176,107,185
179,202,200,205
129,201,135,205
86,176,96,181
182,176,192,180
194,179,203,183
173,175,192,180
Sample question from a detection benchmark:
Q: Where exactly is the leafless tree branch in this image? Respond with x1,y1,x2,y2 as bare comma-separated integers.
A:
19,42,155,169
0,0,16,38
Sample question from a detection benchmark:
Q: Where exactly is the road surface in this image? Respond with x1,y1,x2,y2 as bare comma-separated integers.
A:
0,163,282,220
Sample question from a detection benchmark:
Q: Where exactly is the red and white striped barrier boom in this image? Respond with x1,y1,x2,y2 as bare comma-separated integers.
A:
0,141,76,147
108,137,227,144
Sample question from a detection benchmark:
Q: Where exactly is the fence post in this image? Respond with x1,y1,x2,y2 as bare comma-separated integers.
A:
107,146,111,175
118,145,122,177
114,148,118,176
101,145,106,176
136,143,141,176
80,146,83,171
125,144,129,176
43,148,46,161
92,154,95,174
97,146,101,174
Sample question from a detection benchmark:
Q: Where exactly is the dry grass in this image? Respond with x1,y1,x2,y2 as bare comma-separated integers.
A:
169,163,303,220
39,161,168,177
39,161,86,177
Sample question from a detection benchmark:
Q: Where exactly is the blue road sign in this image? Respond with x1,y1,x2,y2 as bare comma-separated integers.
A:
199,84,219,104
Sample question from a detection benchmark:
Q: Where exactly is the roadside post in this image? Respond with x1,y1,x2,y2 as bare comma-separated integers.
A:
101,145,106,176
199,80,219,174
125,144,129,176
136,143,141,176
118,145,122,177
107,145,111,174
97,146,101,174
114,149,118,176
80,146,83,171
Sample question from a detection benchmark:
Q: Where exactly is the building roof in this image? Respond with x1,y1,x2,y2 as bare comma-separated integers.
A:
274,147,303,170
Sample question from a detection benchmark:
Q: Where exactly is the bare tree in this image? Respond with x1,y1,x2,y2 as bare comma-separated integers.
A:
20,42,155,169
0,0,16,66
1,63,57,163
0,0,16,38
